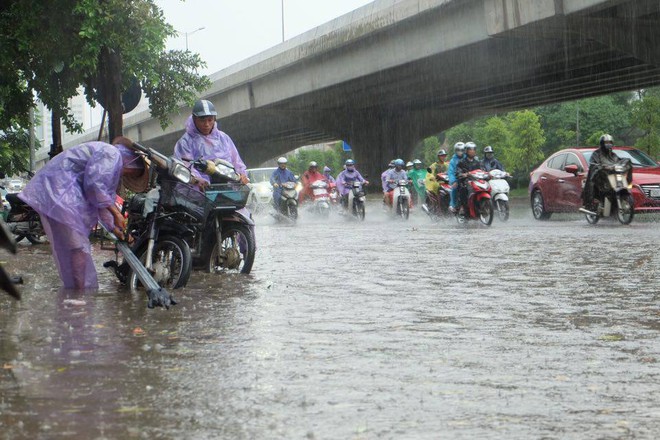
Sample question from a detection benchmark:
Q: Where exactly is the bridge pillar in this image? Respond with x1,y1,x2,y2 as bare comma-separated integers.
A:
345,112,418,186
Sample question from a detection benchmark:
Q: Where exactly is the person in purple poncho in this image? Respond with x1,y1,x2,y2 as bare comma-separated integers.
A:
173,99,249,186
19,137,146,290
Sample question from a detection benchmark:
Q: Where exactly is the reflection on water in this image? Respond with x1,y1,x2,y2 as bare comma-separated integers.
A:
1,203,659,438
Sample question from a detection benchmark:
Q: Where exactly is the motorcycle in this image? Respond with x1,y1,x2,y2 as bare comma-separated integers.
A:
456,169,493,226
488,169,511,222
189,158,256,274
344,180,367,220
328,181,340,210
275,181,299,221
104,144,195,290
578,161,634,225
388,179,412,220
422,172,451,221
0,217,20,300
4,193,47,244
306,180,331,217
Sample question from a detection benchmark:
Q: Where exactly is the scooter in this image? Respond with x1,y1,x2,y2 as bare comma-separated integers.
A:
578,161,634,225
345,180,367,221
328,181,340,210
488,169,511,222
275,181,299,222
0,217,20,300
422,172,451,221
388,179,412,220
4,193,47,244
306,180,331,217
456,169,493,226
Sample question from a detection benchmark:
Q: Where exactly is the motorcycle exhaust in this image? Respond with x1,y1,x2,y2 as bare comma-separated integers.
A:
421,204,430,215
578,207,597,216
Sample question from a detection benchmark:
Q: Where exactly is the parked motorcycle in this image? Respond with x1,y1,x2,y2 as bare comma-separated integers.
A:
456,169,493,226
275,181,299,221
388,179,412,220
306,180,331,217
105,144,194,290
577,161,634,225
422,172,451,221
345,180,367,220
0,217,20,300
189,158,256,274
488,169,511,222
4,193,47,244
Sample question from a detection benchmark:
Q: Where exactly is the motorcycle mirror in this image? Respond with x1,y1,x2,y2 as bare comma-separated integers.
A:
427,167,432,173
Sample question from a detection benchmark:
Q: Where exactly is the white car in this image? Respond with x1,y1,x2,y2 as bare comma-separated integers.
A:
6,179,24,194
246,168,277,212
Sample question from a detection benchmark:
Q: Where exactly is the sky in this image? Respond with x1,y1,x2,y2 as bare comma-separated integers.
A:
155,0,375,75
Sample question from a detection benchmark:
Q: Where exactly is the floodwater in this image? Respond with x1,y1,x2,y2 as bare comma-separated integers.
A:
1,202,659,439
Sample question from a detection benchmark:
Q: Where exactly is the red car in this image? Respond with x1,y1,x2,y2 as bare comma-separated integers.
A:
529,146,660,220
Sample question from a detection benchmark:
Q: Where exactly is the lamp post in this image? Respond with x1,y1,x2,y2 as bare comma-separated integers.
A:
184,27,205,51
281,0,285,42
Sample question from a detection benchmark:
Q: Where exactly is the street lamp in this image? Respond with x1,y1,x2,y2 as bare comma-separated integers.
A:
281,0,285,42
184,27,205,51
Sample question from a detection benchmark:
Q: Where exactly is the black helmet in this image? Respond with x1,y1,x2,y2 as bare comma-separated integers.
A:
192,99,217,117
599,134,614,150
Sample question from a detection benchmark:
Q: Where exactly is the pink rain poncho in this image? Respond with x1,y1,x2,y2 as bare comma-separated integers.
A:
19,142,132,289
174,116,247,185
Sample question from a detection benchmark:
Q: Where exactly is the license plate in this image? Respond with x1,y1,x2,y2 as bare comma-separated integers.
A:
651,189,660,198
313,188,327,196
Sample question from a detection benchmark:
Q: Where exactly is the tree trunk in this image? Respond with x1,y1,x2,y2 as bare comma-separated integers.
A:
99,46,123,142
49,108,63,159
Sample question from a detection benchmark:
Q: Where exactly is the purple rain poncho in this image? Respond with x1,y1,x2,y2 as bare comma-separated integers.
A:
174,116,247,184
336,169,365,196
19,142,126,289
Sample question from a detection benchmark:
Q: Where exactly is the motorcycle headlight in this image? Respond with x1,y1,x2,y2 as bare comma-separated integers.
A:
172,162,192,184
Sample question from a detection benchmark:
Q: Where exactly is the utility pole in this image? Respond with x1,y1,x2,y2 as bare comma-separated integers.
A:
29,106,35,173
576,104,580,147
281,0,285,42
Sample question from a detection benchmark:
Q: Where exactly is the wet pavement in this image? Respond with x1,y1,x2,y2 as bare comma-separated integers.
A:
1,202,659,439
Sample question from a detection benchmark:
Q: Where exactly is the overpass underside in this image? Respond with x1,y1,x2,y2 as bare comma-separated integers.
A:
210,0,660,176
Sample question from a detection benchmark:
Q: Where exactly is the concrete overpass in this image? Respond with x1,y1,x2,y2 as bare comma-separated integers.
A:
62,0,660,178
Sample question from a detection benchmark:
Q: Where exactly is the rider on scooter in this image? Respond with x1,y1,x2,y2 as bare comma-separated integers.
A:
323,166,336,184
384,159,409,207
300,161,326,205
581,134,629,211
448,142,465,213
481,146,504,172
270,157,297,209
456,142,482,215
408,159,426,206
336,159,368,210
425,149,449,195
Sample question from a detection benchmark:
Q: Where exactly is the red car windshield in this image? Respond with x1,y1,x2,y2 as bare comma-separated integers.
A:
582,148,658,168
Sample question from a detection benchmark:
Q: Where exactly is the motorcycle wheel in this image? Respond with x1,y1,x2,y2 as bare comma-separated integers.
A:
355,201,365,221
207,223,255,274
128,235,192,290
287,203,298,221
479,199,494,226
495,200,509,222
398,199,409,220
616,193,634,225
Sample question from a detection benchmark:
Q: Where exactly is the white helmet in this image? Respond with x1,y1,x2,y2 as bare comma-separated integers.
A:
413,159,422,165
406,161,413,167
454,142,465,153
309,161,318,167
277,157,287,164
465,142,477,151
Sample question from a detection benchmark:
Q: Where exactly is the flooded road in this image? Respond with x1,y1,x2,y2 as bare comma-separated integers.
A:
1,203,659,439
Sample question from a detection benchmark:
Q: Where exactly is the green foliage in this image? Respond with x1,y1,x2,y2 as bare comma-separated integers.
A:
285,143,351,178
0,0,209,140
0,121,35,176
630,89,660,158
505,110,545,175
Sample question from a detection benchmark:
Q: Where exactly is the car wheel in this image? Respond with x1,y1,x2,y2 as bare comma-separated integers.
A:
531,190,551,220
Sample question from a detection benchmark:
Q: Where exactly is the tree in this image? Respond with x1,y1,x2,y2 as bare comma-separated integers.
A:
630,89,660,159
505,110,545,175
0,120,37,176
0,0,209,153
